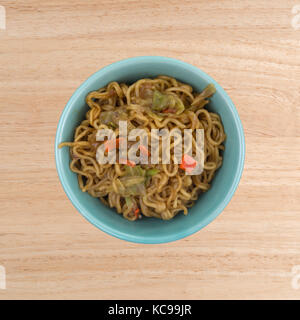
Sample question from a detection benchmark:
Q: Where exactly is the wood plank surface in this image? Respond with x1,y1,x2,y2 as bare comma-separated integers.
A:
0,0,300,299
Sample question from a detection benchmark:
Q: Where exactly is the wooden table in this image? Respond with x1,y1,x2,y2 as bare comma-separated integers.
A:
0,0,300,300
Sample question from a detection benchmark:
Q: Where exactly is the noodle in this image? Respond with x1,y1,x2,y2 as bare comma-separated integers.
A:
59,76,226,221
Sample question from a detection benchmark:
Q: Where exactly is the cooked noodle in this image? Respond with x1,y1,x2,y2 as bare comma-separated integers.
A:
59,76,226,221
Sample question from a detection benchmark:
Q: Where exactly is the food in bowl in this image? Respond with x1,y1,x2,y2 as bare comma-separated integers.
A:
58,75,226,221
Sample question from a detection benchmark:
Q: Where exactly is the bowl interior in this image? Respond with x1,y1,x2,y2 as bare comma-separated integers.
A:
55,57,244,244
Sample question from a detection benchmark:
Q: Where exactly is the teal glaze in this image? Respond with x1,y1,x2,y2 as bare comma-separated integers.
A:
55,56,245,244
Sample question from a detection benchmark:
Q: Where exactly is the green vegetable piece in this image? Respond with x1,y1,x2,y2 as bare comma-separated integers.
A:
146,168,160,176
125,165,146,177
120,176,145,187
200,84,216,99
119,165,147,196
125,196,133,209
152,90,185,115
191,84,216,107
152,90,169,111
127,183,146,196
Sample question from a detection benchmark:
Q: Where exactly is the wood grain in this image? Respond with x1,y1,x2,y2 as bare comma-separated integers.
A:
0,0,300,299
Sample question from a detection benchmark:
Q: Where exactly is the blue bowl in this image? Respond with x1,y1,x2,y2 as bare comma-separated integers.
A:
55,56,245,244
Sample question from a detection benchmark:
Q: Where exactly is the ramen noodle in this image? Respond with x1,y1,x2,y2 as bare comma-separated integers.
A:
59,76,226,221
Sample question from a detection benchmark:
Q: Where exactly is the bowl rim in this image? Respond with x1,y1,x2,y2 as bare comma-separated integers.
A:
55,56,245,244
